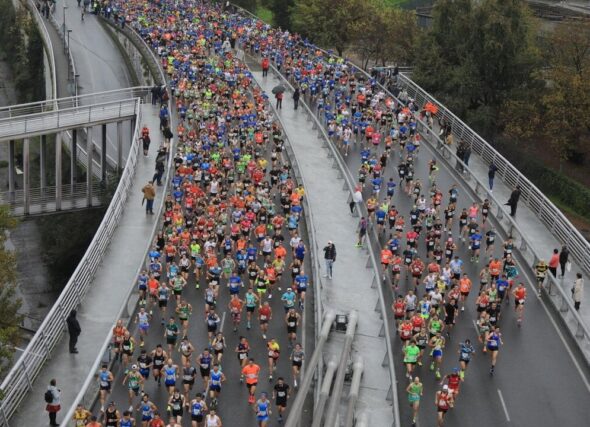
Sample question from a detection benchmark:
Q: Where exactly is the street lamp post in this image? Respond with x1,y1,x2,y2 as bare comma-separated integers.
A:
62,5,68,38
67,29,72,55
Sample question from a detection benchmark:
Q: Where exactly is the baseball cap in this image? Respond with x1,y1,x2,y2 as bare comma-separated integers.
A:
442,384,449,391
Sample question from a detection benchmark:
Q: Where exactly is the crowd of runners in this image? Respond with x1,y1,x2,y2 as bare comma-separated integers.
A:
61,1,565,426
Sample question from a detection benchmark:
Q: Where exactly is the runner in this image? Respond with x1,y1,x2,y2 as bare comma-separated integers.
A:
208,364,226,409
273,377,291,423
267,338,281,381
406,376,423,426
254,393,272,427
458,339,475,380
486,326,503,375
136,393,157,427
435,385,452,427
122,364,144,412
403,339,420,379
189,393,208,427
512,282,527,326
98,364,114,411
242,358,261,404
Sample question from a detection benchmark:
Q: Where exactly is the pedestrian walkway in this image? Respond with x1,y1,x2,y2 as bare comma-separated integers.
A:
8,104,164,427
251,68,394,425
40,13,71,98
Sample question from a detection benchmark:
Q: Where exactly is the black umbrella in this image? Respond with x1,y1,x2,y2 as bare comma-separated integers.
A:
272,85,286,94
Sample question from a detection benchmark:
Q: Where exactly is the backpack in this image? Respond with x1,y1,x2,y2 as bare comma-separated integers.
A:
44,389,53,403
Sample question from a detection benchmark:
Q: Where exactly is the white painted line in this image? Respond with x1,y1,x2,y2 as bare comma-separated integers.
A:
497,389,511,422
219,311,227,332
472,320,479,335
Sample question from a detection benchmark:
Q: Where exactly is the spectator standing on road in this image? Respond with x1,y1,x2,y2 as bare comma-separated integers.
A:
262,56,270,77
323,241,337,279
66,309,81,354
349,185,363,214
275,91,283,109
142,181,156,214
559,245,570,277
572,273,584,311
150,84,160,105
488,163,498,191
153,158,165,186
293,87,300,110
462,141,472,168
45,379,61,426
505,185,521,216
548,248,559,277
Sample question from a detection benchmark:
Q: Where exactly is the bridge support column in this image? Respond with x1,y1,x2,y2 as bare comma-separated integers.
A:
101,123,107,182
71,129,77,189
40,135,47,194
117,121,123,173
55,133,62,211
23,138,30,215
87,126,93,207
8,140,15,202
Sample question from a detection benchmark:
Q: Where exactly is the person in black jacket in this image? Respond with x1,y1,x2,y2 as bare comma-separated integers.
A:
559,245,570,277
505,185,521,217
323,241,337,279
293,87,300,110
66,310,81,354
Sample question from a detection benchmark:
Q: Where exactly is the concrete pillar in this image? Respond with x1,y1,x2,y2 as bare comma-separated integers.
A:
117,121,123,172
86,126,93,207
8,140,15,202
101,123,107,182
23,138,30,215
40,135,47,193
55,133,62,211
71,129,77,189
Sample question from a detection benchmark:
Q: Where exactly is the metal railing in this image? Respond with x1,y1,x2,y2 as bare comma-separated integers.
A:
390,75,590,360
0,182,105,216
256,54,401,426
397,73,590,275
23,0,58,104
0,99,139,141
0,98,143,425
0,87,151,118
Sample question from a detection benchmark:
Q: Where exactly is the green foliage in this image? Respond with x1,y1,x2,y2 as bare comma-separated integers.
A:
234,0,258,13
0,0,45,103
292,0,373,56
269,0,294,29
37,209,107,290
504,21,590,164
351,2,418,68
413,0,541,138
494,138,590,221
0,206,22,380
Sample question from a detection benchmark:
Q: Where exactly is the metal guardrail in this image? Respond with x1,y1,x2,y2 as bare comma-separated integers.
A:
0,99,139,141
23,0,58,104
397,73,590,275
0,182,105,216
258,54,401,426
0,98,143,425
392,74,590,359
247,62,326,399
0,87,151,118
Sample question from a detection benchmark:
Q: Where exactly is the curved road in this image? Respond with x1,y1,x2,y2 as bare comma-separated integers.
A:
316,92,590,426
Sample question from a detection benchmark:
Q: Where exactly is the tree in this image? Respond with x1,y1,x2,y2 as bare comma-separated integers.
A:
413,0,540,137
351,2,418,69
504,21,590,169
269,0,295,30
292,0,373,56
0,206,22,380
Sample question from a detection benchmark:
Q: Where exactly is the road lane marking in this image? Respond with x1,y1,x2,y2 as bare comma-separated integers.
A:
497,389,511,422
219,311,226,332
